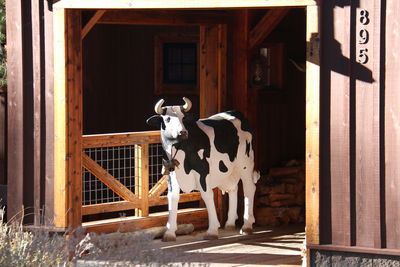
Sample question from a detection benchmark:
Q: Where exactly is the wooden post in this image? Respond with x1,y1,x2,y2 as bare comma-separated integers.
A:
305,5,320,246
66,9,83,230
44,0,55,226
31,0,42,226
6,0,24,222
135,144,149,217
53,8,83,229
53,7,67,229
231,10,249,115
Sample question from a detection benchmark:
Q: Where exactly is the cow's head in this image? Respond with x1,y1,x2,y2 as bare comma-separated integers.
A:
146,97,198,144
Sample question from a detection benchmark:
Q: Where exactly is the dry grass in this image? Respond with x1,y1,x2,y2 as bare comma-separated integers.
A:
0,209,205,267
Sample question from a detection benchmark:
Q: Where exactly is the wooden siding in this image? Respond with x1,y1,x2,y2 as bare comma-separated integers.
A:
319,0,400,252
384,0,400,250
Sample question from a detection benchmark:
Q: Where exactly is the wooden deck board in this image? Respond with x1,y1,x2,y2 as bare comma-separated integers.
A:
156,224,305,266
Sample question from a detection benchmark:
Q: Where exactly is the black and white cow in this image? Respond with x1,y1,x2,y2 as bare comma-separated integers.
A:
147,97,260,241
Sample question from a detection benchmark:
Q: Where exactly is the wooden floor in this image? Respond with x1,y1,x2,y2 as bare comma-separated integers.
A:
156,224,305,267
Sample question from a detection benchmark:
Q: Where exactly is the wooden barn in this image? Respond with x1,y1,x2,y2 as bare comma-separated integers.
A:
2,0,400,265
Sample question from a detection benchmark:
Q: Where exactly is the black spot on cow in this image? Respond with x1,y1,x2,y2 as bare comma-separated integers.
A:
245,141,251,157
202,119,239,162
219,160,228,173
225,110,252,133
176,121,211,192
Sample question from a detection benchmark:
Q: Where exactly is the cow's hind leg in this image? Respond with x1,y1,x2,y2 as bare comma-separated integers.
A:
240,174,256,235
201,188,220,240
225,184,238,230
163,173,180,242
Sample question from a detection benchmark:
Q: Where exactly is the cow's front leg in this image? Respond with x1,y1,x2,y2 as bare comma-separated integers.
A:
225,184,238,230
163,173,180,242
240,178,256,235
200,188,220,240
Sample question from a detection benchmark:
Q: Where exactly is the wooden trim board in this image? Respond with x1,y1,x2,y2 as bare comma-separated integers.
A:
54,0,317,9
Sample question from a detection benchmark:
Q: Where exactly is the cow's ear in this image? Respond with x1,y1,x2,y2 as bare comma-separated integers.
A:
146,115,163,127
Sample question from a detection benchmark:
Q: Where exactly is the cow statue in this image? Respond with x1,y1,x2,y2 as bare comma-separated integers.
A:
146,97,260,241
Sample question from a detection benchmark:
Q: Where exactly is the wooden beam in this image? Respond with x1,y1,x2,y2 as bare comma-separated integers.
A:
248,8,290,49
98,10,227,25
6,0,24,222
53,7,67,228
82,131,161,148
149,192,202,206
82,153,139,203
54,0,317,9
81,10,106,40
148,176,168,199
82,201,140,216
83,208,208,234
305,5,320,246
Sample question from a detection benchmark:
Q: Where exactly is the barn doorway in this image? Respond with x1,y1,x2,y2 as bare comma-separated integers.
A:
79,13,227,230
53,2,320,254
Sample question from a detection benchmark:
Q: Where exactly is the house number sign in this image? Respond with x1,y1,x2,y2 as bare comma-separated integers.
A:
358,9,370,64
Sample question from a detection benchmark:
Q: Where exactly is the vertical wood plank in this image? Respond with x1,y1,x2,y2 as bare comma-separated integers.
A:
44,0,55,225
305,5,320,246
384,0,400,250
355,0,381,248
53,7,67,228
199,25,219,118
330,4,351,246
31,0,42,226
135,144,149,217
6,0,24,221
230,10,248,115
217,24,227,112
66,9,83,229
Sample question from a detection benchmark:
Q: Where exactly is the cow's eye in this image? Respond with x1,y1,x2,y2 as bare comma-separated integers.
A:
165,117,171,123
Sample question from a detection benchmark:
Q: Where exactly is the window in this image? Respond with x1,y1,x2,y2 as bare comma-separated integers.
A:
154,34,199,95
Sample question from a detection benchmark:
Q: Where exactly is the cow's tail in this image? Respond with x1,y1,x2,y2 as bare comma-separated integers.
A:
253,170,260,184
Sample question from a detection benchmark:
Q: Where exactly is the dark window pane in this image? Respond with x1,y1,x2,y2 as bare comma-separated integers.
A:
163,43,197,85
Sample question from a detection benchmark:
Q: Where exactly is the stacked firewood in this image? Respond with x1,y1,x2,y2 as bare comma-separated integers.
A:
255,160,305,226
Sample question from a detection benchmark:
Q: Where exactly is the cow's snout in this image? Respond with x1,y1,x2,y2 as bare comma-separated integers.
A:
179,130,188,140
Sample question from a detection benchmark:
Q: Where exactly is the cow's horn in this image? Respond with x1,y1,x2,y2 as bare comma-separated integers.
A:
182,97,192,112
155,99,165,115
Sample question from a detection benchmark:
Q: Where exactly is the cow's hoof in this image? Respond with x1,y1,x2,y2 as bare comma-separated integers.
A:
224,224,236,231
203,233,219,240
240,228,253,235
162,233,176,242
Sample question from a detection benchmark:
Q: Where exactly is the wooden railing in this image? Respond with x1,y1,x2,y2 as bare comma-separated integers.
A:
81,131,201,218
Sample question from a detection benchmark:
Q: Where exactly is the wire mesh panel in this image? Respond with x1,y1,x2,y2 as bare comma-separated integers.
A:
82,143,166,206
149,143,167,195
82,146,136,205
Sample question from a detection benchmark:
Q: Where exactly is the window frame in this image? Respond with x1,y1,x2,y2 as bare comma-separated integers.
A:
154,34,199,95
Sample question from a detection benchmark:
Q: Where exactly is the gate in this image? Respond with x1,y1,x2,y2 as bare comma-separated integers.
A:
81,130,206,232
